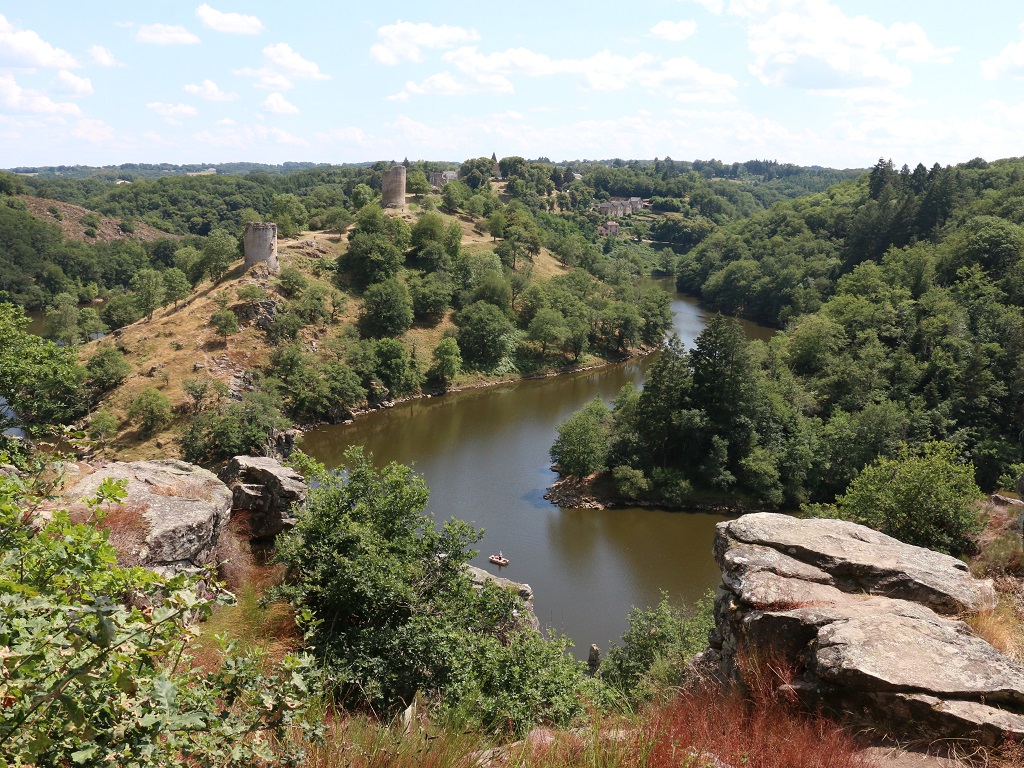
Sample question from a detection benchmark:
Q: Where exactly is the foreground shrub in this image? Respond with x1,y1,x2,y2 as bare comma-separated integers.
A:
179,390,290,464
601,592,714,702
813,441,983,556
273,448,589,736
0,472,316,766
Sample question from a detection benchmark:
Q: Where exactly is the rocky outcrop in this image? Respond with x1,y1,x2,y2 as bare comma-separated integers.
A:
64,460,232,575
218,455,306,539
709,512,1024,745
466,564,540,631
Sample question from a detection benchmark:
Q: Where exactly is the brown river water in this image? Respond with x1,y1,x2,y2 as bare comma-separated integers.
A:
300,284,774,657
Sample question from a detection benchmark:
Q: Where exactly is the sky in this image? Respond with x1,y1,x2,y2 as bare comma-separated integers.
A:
2,1,1024,169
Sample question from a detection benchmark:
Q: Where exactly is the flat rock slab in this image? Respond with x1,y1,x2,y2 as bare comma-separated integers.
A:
712,512,1022,745
720,513,996,614
67,459,231,573
816,613,1024,706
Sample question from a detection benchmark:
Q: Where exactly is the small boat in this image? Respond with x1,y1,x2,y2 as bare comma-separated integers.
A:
488,551,509,567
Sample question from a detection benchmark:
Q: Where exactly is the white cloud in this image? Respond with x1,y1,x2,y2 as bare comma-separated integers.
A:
315,126,370,146
0,14,79,68
88,45,120,67
235,43,329,89
725,0,955,90
216,117,236,126
399,46,737,102
147,101,199,124
650,20,698,42
71,118,114,142
371,20,479,65
262,92,298,114
982,24,1024,80
53,70,93,96
270,127,306,145
403,70,513,98
692,0,725,13
184,79,238,101
195,4,263,34
0,74,80,115
136,24,200,45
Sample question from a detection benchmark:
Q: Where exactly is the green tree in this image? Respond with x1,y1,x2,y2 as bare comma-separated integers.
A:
202,230,239,282
42,293,81,345
101,293,142,330
455,301,514,369
270,193,308,237
350,183,377,210
409,273,451,325
601,592,715,702
180,391,289,463
373,338,421,397
127,387,172,434
828,441,983,555
359,279,413,338
441,180,470,213
162,267,191,308
528,307,567,355
211,308,239,341
272,447,586,733
550,398,611,476
407,169,431,195
86,409,119,447
429,337,462,392
0,304,86,429
85,345,132,395
130,268,167,320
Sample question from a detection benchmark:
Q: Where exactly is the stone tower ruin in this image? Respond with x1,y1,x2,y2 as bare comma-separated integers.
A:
382,165,407,209
243,222,280,274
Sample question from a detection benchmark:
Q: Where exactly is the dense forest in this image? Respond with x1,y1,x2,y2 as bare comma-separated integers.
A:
553,155,1024,521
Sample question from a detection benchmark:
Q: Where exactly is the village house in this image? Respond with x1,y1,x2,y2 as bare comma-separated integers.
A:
429,170,459,188
597,221,620,236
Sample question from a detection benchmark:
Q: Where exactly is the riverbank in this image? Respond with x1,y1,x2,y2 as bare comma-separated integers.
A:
544,470,764,514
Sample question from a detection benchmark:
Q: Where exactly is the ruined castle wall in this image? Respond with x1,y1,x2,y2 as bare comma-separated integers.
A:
243,222,279,274
382,165,406,209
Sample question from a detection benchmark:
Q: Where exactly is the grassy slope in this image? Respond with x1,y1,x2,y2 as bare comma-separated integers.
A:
79,204,615,462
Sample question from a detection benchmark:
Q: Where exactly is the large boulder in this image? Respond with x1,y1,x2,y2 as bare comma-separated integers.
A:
711,512,1024,745
218,455,306,539
62,460,232,576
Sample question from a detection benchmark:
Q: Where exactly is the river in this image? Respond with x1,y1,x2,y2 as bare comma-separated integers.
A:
300,285,774,657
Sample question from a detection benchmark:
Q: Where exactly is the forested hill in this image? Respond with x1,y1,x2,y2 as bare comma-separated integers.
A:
677,156,1024,327
554,155,1024,513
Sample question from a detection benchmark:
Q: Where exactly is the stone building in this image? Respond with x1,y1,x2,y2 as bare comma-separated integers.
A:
429,170,459,188
382,165,407,209
243,222,279,273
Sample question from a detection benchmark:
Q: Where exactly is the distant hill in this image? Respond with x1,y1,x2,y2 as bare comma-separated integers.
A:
19,195,174,243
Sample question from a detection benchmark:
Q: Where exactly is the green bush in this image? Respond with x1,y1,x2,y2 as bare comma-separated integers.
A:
85,345,132,394
550,398,611,476
127,387,172,434
0,472,315,765
830,441,984,555
272,447,588,736
601,591,715,702
179,391,290,464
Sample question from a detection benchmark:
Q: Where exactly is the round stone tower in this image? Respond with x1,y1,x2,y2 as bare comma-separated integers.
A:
382,165,407,209
243,222,279,274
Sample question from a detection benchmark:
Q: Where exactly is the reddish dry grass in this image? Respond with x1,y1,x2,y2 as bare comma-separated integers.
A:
638,683,871,768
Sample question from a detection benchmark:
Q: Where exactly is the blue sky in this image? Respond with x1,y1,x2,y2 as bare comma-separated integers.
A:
2,1,1024,169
